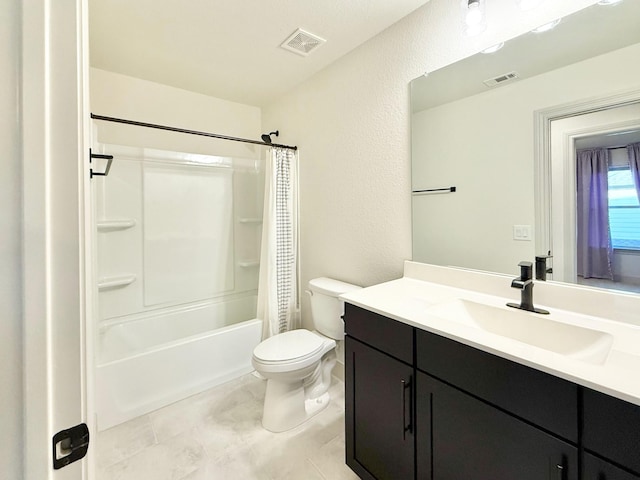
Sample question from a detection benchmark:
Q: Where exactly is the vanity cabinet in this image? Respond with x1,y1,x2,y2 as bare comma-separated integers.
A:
416,327,578,443
583,389,640,479
416,372,577,480
345,303,640,480
345,304,414,480
415,328,578,480
583,454,640,480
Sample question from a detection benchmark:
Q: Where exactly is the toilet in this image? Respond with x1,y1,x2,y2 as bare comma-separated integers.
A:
252,277,361,432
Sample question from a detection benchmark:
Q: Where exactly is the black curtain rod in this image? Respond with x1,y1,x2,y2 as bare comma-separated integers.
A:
90,113,297,151
579,144,636,151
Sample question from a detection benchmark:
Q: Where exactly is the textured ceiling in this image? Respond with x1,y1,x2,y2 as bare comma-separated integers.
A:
89,0,431,107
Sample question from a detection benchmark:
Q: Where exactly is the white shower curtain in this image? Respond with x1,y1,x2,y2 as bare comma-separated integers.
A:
257,147,300,339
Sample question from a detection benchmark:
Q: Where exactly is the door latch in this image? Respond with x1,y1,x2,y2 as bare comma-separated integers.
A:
52,423,90,469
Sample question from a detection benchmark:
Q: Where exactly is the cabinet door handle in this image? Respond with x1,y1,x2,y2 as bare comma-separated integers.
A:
401,378,412,439
548,457,566,480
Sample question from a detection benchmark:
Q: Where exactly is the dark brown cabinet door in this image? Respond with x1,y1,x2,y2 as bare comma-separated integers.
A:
583,453,640,480
583,389,640,476
416,372,578,480
416,328,578,443
345,337,414,480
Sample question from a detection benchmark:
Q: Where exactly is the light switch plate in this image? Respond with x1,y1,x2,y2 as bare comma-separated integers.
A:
513,224,532,241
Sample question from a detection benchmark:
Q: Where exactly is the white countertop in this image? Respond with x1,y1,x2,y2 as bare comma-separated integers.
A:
341,261,640,406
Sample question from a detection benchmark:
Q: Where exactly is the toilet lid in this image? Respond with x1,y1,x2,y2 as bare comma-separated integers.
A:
253,329,325,363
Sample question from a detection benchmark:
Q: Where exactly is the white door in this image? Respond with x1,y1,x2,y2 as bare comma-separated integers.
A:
22,1,92,479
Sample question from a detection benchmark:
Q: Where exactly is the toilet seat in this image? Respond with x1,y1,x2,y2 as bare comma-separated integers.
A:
252,329,335,373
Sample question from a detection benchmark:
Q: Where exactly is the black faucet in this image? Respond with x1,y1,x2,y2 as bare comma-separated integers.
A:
535,253,553,281
507,261,549,314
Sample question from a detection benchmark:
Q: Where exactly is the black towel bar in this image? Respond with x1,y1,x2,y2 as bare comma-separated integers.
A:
412,186,456,194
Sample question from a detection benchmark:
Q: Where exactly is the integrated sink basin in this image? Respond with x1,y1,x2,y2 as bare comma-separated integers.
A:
425,299,614,365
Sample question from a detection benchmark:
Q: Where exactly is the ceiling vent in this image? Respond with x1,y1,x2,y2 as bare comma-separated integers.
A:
483,71,519,88
280,29,326,57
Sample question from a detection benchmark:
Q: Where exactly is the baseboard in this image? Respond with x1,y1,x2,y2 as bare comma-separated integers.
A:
332,360,345,382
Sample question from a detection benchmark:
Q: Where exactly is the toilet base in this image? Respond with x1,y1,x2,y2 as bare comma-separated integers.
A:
261,379,331,433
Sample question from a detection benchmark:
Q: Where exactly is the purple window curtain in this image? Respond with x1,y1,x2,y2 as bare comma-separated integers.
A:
576,148,613,280
628,142,640,203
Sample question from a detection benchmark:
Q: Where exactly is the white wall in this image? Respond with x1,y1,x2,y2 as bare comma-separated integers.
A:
263,0,599,330
90,68,262,158
614,251,640,285
412,42,640,275
0,0,23,478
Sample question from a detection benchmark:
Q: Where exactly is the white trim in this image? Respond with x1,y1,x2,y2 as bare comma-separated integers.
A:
533,88,640,279
80,0,96,477
22,1,90,478
22,1,51,477
549,123,578,282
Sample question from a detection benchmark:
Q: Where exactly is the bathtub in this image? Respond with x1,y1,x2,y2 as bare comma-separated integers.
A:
95,295,262,431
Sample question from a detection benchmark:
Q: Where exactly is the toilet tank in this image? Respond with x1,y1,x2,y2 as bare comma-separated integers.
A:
308,277,361,340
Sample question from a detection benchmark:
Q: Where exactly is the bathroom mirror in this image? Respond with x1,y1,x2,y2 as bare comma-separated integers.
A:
411,0,640,294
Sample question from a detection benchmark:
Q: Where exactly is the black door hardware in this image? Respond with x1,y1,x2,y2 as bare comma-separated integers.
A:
52,423,90,469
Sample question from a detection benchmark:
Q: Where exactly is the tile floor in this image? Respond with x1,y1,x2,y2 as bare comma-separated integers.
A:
95,374,359,480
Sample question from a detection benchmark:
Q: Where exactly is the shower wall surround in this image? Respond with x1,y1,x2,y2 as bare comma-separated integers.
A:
94,145,262,326
93,144,264,430
90,70,267,429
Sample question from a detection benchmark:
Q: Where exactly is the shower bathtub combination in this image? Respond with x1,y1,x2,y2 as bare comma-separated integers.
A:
93,143,265,430
96,298,261,430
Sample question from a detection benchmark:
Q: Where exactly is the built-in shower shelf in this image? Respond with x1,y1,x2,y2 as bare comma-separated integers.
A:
237,218,263,225
98,274,137,290
238,260,260,268
97,219,137,232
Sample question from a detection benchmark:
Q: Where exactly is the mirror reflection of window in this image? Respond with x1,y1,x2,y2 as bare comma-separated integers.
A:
608,162,640,251
575,142,640,294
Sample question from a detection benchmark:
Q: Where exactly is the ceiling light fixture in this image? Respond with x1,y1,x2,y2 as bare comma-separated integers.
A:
462,0,548,37
461,0,487,37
